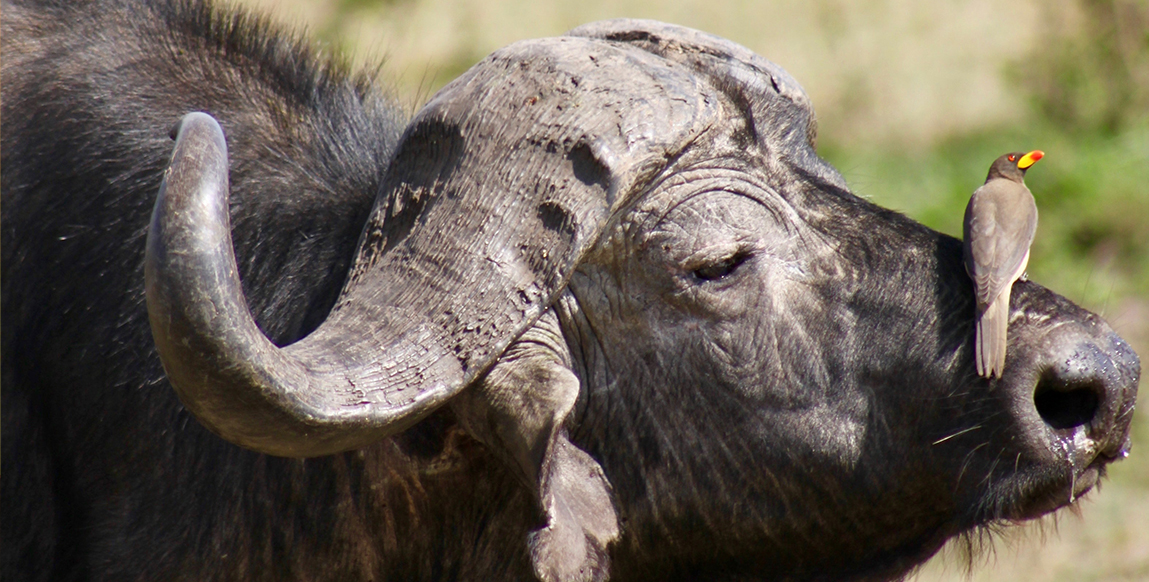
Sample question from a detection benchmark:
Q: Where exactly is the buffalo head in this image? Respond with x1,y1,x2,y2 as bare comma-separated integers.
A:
146,19,1138,581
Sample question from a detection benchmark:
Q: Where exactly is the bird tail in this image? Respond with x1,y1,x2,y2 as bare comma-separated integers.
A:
975,290,1011,379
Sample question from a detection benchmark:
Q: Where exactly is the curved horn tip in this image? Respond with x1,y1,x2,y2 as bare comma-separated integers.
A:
170,111,226,150
147,110,460,459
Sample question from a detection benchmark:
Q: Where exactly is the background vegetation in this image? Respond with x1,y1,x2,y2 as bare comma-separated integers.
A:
237,0,1148,579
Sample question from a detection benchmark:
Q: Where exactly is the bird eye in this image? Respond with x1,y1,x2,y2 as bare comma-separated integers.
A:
1008,155,1016,162
692,252,750,282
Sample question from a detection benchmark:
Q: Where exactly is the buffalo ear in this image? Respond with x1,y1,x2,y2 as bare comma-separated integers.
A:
451,309,617,582
529,437,616,582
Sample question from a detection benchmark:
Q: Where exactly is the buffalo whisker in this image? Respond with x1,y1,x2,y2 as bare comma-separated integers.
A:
933,425,983,445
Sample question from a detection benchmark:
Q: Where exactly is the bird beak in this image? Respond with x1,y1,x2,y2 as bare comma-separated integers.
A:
1018,150,1044,170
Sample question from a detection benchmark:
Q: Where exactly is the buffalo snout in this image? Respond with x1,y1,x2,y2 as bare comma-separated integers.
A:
1032,332,1138,457
996,285,1139,517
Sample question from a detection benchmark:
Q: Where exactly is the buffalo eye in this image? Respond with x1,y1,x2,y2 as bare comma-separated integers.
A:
692,252,750,282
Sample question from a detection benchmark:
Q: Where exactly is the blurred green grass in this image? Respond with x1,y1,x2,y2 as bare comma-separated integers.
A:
234,0,1148,579
822,119,1149,321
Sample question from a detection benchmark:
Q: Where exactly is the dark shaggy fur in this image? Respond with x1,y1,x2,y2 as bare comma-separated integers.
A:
3,1,1138,581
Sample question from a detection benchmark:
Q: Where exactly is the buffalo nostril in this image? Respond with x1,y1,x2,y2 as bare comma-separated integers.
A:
1034,382,1100,430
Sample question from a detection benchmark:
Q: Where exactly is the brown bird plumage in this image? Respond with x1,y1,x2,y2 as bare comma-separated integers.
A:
963,150,1043,379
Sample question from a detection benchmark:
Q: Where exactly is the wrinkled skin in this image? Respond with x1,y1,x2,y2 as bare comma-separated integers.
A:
558,124,1138,578
1,0,1138,581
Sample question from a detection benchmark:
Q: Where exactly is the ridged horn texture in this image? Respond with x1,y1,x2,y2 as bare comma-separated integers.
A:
146,31,718,457
569,19,819,153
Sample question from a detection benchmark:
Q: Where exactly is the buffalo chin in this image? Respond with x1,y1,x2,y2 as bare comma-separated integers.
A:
968,457,1110,529
1011,462,1107,522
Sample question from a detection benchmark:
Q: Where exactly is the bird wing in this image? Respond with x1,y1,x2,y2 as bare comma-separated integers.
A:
962,179,1038,308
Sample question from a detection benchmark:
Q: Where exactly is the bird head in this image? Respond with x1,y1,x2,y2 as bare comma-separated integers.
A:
987,150,1044,182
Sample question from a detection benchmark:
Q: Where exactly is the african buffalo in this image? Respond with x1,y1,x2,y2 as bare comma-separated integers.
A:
1,0,1139,580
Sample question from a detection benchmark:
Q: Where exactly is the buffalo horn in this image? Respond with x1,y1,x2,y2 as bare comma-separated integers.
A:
147,31,724,457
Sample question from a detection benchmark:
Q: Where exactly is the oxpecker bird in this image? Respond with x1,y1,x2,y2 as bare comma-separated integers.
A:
963,150,1044,379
